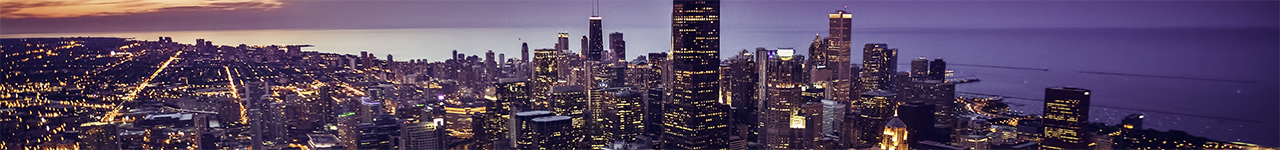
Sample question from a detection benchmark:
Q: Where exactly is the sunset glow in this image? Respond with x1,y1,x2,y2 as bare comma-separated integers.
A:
1,0,282,19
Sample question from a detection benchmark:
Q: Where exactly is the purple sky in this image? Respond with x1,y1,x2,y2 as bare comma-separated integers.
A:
2,0,1276,34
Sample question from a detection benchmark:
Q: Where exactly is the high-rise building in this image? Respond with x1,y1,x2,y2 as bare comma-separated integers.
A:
645,53,668,90
663,0,729,149
820,99,846,136
586,86,619,149
726,50,759,143
400,119,445,150
796,102,826,149
581,35,589,58
515,111,554,150
487,78,528,148
550,86,587,130
588,16,604,61
910,57,929,78
929,58,947,80
758,48,805,149
586,87,645,148
881,117,909,150
357,115,399,150
897,101,936,147
444,98,486,139
857,90,897,147
859,43,898,93
610,32,626,63
609,89,646,141
1040,87,1092,150
807,35,828,67
644,52,668,147
533,49,560,110
1122,114,1144,130
900,79,956,127
532,116,578,149
557,32,570,51
726,50,757,109
827,10,855,105
523,42,530,62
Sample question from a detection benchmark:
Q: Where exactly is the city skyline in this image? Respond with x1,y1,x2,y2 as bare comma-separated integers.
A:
1,0,1277,149
4,1,1278,61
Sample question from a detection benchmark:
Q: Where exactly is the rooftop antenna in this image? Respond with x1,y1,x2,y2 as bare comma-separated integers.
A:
593,0,600,16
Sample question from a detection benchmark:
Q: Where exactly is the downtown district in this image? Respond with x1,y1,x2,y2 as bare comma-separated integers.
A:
0,0,1271,150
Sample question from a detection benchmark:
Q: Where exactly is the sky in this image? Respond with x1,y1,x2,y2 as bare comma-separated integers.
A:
2,0,1277,34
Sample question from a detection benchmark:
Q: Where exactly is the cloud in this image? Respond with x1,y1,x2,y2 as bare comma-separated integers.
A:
0,0,282,19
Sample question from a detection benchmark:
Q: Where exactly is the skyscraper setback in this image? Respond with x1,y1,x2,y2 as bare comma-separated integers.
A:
663,0,730,149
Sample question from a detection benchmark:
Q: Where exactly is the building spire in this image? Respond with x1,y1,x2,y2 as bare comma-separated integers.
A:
592,0,600,16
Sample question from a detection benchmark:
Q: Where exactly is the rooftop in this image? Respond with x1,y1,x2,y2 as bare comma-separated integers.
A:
532,115,572,122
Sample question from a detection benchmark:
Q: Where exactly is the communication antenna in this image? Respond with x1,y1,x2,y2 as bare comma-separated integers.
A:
593,0,600,16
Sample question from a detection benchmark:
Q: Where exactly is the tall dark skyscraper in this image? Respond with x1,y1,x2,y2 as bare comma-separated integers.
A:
663,0,729,149
910,57,929,78
929,58,947,80
522,42,529,62
588,16,604,61
827,10,855,104
581,35,589,58
859,43,898,93
1041,87,1092,150
610,32,625,63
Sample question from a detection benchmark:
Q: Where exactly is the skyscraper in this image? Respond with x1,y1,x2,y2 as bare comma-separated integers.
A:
664,0,729,149
758,48,805,149
490,78,528,148
827,10,855,104
522,42,530,62
533,49,560,110
1041,87,1092,150
897,101,936,147
589,16,604,61
581,35,589,58
725,50,759,143
550,85,587,131
401,119,445,150
859,43,898,93
586,87,645,148
929,58,947,80
558,32,570,51
532,116,578,149
910,57,929,78
857,90,897,147
610,32,625,63
515,111,554,150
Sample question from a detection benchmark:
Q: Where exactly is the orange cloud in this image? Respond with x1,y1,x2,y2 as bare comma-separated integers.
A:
1,0,282,19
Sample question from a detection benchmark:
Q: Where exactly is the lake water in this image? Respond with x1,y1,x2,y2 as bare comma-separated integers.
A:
4,27,1277,145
